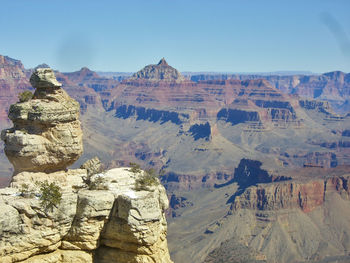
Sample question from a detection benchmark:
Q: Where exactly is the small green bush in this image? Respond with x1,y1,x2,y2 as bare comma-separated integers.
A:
18,91,33,102
38,181,62,213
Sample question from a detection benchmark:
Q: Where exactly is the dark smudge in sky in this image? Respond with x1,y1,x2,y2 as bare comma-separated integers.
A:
320,12,350,60
55,33,96,71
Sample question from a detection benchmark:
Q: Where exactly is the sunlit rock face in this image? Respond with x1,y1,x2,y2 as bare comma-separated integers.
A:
130,58,185,82
1,68,83,174
0,168,173,263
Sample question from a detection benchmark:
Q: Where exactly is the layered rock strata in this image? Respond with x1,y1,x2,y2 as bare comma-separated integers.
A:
0,55,31,125
232,176,350,212
1,68,83,174
195,173,350,263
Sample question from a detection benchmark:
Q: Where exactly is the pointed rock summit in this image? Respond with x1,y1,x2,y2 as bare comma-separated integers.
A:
131,58,185,82
157,57,169,66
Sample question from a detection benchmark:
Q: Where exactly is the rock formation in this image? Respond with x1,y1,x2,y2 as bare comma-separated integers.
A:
130,58,185,82
1,68,83,174
232,176,350,212
2,55,350,184
0,68,173,263
189,71,350,113
168,166,350,263
0,168,173,263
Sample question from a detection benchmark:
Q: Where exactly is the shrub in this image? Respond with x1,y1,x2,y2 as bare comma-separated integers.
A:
38,181,62,213
88,176,108,190
19,183,33,198
134,169,160,191
18,91,33,102
129,162,141,174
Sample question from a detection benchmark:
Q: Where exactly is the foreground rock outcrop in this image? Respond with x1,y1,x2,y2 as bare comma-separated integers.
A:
0,68,173,263
0,168,172,263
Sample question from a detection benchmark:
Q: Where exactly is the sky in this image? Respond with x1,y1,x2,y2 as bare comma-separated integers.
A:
0,0,349,73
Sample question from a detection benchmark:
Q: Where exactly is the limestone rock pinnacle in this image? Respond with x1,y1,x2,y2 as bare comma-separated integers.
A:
1,68,83,174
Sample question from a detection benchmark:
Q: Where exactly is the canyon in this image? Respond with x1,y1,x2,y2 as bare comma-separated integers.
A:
1,55,350,262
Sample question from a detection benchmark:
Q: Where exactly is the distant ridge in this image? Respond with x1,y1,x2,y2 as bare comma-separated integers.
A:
130,58,185,82
183,70,315,76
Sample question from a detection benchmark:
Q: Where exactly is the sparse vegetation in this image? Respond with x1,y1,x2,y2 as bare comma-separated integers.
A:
38,180,62,213
131,164,161,191
88,176,109,190
19,183,33,198
18,90,33,102
145,168,156,177
129,162,142,174
134,173,159,191
81,158,108,190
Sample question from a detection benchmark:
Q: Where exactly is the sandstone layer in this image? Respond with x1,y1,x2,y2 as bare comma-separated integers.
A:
1,68,83,174
0,168,173,263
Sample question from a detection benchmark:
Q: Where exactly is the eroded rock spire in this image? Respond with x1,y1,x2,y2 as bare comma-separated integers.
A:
1,68,83,174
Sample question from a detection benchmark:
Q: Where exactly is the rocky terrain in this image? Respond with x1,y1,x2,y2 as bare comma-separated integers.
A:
1,55,350,262
1,56,349,183
2,68,83,174
167,165,350,263
0,68,173,263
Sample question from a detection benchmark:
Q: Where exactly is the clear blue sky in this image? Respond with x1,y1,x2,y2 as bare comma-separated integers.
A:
1,0,349,73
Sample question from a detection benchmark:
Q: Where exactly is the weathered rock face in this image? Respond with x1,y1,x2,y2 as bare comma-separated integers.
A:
80,156,103,176
131,58,185,82
232,176,350,212
1,68,83,174
0,168,173,263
